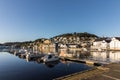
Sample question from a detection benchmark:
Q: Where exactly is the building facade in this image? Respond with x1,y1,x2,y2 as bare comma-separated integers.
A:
109,37,120,50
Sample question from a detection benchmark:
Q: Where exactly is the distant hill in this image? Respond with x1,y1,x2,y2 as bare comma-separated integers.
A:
52,32,98,38
2,32,98,47
51,32,98,44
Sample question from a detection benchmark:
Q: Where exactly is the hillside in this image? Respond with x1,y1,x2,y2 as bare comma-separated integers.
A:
53,32,98,38
51,32,98,44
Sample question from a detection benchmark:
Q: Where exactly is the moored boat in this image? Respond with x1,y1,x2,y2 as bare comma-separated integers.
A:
42,53,59,62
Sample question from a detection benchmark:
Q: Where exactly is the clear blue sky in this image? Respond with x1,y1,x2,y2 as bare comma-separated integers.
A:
0,0,120,43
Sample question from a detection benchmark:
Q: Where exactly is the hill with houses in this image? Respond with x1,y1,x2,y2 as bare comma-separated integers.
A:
1,32,98,48
1,32,120,51
51,32,98,44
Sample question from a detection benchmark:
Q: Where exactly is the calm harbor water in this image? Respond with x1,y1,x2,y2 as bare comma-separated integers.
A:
60,49,120,63
0,52,91,80
91,51,120,62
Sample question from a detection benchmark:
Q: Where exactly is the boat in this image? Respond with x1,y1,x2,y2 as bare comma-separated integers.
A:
14,49,27,56
42,53,59,62
26,52,45,60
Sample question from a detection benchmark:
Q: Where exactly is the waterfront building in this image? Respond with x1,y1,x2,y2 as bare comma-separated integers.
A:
91,38,108,50
67,44,77,48
91,38,111,51
91,37,120,51
109,37,120,50
58,43,67,49
38,39,55,53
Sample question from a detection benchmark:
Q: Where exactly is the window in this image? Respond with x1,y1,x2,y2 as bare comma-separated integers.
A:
48,55,52,59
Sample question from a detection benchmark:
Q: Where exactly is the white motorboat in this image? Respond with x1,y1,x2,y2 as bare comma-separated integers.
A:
26,52,45,60
14,49,27,56
42,54,59,62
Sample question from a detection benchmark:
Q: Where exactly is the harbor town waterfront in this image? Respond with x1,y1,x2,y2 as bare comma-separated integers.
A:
0,32,120,80
0,46,120,80
1,0,120,80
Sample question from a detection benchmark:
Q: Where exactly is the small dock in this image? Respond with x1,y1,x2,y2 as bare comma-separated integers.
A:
54,66,109,80
53,58,120,80
85,63,120,80
60,57,109,66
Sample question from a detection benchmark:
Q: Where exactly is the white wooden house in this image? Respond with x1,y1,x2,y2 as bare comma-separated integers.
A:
109,37,120,50
91,38,108,50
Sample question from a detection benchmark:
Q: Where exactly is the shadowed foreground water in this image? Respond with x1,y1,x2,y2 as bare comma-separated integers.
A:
0,52,91,80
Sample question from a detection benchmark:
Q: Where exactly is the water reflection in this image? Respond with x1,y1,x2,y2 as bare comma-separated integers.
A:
91,51,120,62
59,49,120,63
26,57,60,68
0,52,91,80
26,57,43,64
59,49,90,59
44,61,60,68
109,51,120,62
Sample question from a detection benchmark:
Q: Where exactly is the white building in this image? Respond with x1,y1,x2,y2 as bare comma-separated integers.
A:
109,37,120,50
68,44,77,48
92,37,120,50
59,43,67,48
91,38,109,50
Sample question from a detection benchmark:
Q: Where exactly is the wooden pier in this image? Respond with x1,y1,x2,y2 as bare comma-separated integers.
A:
60,57,108,66
54,57,120,80
54,66,109,80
